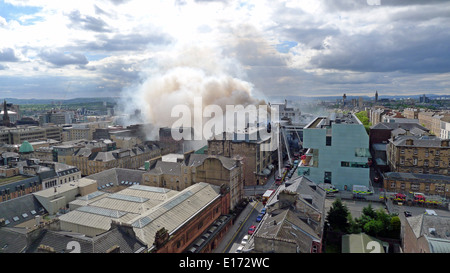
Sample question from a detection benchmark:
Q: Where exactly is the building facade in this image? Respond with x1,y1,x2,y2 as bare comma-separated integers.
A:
207,129,276,187
383,172,450,198
299,113,371,191
143,153,244,211
387,136,450,175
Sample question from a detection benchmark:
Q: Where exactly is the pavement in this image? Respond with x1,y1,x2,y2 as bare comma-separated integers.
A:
213,200,260,253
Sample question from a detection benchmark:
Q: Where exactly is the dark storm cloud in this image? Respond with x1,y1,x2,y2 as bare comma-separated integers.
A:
67,10,111,33
39,49,89,66
0,48,20,62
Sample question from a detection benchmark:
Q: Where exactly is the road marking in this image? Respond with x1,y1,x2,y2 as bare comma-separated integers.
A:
222,200,259,253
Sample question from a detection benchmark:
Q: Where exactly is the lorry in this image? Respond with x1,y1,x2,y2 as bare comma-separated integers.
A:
262,189,276,205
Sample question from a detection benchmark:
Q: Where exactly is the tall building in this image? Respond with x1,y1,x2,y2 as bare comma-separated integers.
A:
0,100,13,127
207,128,277,187
298,112,371,191
375,91,378,103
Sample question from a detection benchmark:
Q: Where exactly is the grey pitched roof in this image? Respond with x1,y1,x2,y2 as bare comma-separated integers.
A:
0,227,28,253
390,135,446,148
282,176,326,212
0,194,46,227
74,147,92,157
25,227,147,253
371,122,429,132
92,226,147,253
384,172,450,183
406,214,450,253
86,168,146,187
185,153,238,170
148,161,181,176
255,209,320,253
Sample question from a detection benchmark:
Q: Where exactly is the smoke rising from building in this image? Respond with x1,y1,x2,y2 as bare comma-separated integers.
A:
117,44,267,140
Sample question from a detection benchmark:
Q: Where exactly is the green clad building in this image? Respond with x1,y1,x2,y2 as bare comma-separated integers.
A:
298,112,371,191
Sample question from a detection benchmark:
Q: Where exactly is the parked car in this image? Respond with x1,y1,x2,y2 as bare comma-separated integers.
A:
241,235,249,245
248,225,256,235
235,245,244,253
256,213,264,222
261,208,266,215
404,211,412,217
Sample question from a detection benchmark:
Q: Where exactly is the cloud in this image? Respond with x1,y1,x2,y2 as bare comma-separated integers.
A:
0,48,20,62
79,32,172,52
67,10,111,32
39,49,89,66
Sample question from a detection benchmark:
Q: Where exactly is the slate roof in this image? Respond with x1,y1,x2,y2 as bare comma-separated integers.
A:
148,161,181,176
184,153,238,170
86,168,146,187
275,176,326,212
0,227,28,253
407,214,450,240
371,122,429,132
384,172,450,184
390,135,447,147
0,194,46,227
254,209,320,253
25,226,147,253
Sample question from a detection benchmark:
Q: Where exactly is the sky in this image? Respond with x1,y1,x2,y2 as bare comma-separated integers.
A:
1,0,450,100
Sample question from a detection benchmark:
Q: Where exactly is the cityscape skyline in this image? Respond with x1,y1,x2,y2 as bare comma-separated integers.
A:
1,0,450,100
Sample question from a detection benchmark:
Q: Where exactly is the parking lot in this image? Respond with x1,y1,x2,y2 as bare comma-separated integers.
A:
325,196,450,220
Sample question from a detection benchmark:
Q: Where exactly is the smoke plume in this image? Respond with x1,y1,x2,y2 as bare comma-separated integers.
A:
118,44,267,140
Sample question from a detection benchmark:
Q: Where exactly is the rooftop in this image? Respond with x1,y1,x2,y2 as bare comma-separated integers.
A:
390,135,449,148
384,172,450,184
305,112,361,129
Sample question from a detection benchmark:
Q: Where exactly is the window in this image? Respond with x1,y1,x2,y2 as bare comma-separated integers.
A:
425,149,429,157
390,182,396,189
424,160,429,167
414,149,418,155
400,157,405,165
436,150,440,156
435,160,440,167
401,148,405,154
401,183,405,190
326,136,332,146
436,185,445,193
413,158,418,166
411,184,420,191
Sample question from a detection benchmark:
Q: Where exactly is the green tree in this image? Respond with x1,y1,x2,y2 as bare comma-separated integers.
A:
326,198,350,232
347,214,361,234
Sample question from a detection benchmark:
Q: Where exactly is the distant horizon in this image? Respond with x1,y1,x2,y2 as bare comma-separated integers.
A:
2,92,449,103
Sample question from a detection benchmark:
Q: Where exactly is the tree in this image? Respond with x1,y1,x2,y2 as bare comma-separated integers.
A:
326,198,350,232
353,204,401,239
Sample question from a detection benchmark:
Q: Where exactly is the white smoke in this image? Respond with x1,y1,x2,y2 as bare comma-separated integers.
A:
118,44,267,140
